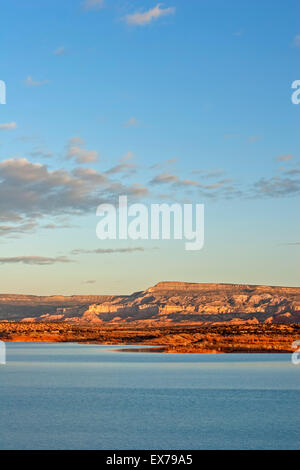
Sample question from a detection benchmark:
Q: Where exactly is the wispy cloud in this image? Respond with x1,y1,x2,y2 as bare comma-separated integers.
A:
1,148,298,244
0,122,17,131
223,133,239,139
82,0,104,11
0,220,38,237
248,135,262,143
205,169,225,178
279,242,300,246
66,137,99,163
293,34,300,47
106,162,137,175
0,157,148,232
129,184,148,197
30,147,53,159
120,151,135,162
0,256,73,265
125,3,175,26
150,158,178,170
283,168,300,176
148,166,242,200
123,117,139,128
17,135,39,143
192,169,224,178
150,172,178,185
275,154,293,162
253,175,300,197
175,178,200,188
106,152,137,175
43,223,73,230
71,247,145,255
24,76,49,87
54,46,67,56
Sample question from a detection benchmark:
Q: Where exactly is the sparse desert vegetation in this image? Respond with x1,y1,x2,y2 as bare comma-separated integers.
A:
0,322,299,353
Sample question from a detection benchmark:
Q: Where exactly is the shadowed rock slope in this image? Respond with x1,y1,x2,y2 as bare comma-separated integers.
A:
0,282,299,324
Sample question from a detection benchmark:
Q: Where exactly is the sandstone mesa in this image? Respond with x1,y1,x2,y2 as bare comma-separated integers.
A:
0,281,299,325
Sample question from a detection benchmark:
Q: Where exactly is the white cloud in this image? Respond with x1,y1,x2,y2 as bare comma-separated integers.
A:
106,162,137,175
233,30,244,37
54,46,66,56
253,175,300,197
0,157,150,233
0,256,73,265
106,151,138,175
0,220,38,236
293,35,300,47
0,158,107,227
223,134,239,139
67,146,98,163
0,122,17,131
72,247,145,255
120,151,135,162
275,154,293,162
25,76,49,87
125,3,175,26
150,172,178,185
150,157,178,170
82,0,104,11
30,147,53,159
248,135,262,143
124,117,139,128
69,136,85,145
66,137,99,163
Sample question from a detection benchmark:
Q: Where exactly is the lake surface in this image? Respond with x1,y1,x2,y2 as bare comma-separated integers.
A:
0,343,299,450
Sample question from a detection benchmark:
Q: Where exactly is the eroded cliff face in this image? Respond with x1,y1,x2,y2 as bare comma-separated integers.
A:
0,295,121,322
79,282,300,324
0,282,299,324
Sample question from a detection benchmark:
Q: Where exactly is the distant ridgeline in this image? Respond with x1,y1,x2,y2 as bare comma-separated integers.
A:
0,282,299,324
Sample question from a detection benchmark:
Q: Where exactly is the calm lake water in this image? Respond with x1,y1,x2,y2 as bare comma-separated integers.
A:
0,343,299,450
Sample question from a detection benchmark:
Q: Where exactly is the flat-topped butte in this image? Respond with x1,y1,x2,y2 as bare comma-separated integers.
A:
0,281,299,324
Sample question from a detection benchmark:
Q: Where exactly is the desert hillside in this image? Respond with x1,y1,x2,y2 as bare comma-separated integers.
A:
0,282,299,324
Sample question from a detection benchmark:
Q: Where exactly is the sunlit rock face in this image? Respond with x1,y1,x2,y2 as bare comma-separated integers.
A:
0,282,299,324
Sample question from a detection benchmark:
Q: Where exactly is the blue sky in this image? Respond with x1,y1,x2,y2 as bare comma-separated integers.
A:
0,0,299,294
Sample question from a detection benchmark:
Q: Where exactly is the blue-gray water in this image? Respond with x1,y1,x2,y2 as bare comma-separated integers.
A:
0,343,299,450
